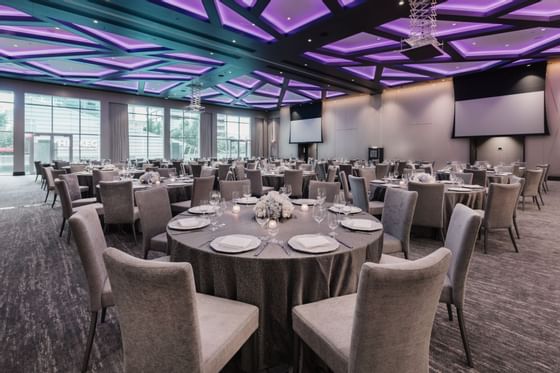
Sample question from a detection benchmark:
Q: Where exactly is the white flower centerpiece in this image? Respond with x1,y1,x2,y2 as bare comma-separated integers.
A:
253,191,295,220
139,171,160,184
414,173,435,183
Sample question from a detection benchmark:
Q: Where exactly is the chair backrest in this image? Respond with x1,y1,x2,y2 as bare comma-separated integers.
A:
55,179,75,219
92,169,119,196
172,161,182,175
68,207,109,312
510,175,525,215
299,163,312,171
190,164,202,178
536,165,547,190
463,169,486,187
99,181,135,224
326,166,337,182
34,160,42,175
246,162,257,170
69,163,86,173
191,176,215,207
453,172,472,185
103,248,203,373
284,169,304,198
308,181,340,203
200,167,215,178
408,181,444,229
315,163,327,182
157,168,175,178
348,248,451,373
219,180,250,201
245,169,265,197
60,173,83,201
339,171,352,201
537,163,550,181
135,187,172,253
218,164,231,181
358,168,375,189
396,161,409,176
444,204,482,308
484,183,520,229
375,164,389,179
339,164,353,179
44,166,55,188
234,164,246,180
522,169,542,197
381,188,418,257
348,176,369,212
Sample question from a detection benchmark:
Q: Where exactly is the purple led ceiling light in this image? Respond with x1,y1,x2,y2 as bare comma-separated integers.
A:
303,51,354,64
342,65,376,80
27,60,118,78
206,95,234,104
243,94,278,104
405,60,502,76
144,81,181,94
94,80,139,91
217,83,247,98
282,91,311,103
326,90,345,98
0,62,45,76
83,56,160,70
234,0,258,8
0,5,34,19
256,83,282,96
0,37,95,58
199,87,220,97
382,67,428,79
322,32,397,54
288,79,320,89
261,0,331,34
0,26,99,46
298,89,322,99
71,24,163,52
253,70,284,84
378,18,505,39
450,27,560,58
380,80,413,87
153,0,208,20
162,52,224,65
436,0,513,17
229,75,261,89
122,71,191,80
156,63,214,75
504,0,560,22
214,1,275,42
362,49,450,62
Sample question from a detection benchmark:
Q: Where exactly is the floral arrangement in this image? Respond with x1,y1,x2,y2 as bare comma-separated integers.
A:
414,173,435,183
139,171,160,184
253,191,294,220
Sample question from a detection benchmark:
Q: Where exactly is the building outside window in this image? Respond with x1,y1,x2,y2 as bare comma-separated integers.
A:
216,114,251,159
24,93,100,174
170,109,200,160
128,105,164,160
0,91,14,175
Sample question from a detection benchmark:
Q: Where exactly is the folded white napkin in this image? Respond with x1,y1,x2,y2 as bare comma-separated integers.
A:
220,236,252,249
177,218,201,228
297,236,330,249
372,179,385,183
349,219,372,229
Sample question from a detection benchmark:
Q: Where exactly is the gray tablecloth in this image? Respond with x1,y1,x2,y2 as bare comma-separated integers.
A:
168,203,383,370
262,172,317,197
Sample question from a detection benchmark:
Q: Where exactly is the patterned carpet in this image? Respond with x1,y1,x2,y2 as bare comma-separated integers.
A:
0,175,559,373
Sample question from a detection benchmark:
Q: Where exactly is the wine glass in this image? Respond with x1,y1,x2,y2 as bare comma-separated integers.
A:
243,184,251,201
231,191,239,204
199,199,209,216
284,184,292,198
267,218,279,244
342,202,352,221
313,204,326,225
316,187,326,206
279,186,286,195
255,208,269,240
333,192,345,212
328,211,339,237
209,191,221,209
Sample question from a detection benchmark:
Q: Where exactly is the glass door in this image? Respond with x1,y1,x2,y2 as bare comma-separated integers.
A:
29,133,73,171
32,134,52,167
53,135,72,162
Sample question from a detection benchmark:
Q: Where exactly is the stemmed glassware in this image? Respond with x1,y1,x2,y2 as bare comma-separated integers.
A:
316,187,326,206
312,204,327,225
255,208,269,240
242,184,251,201
284,184,292,199
333,192,345,212
209,191,221,210
328,211,339,237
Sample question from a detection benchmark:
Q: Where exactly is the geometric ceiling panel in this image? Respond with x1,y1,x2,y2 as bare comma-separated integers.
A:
83,56,160,70
450,27,560,58
235,0,258,8
0,36,95,58
70,24,163,52
144,80,181,94
362,49,450,62
253,70,284,85
282,90,311,103
155,63,214,75
288,79,320,89
298,89,322,99
504,0,560,22
325,90,345,98
229,75,261,89
0,62,45,75
382,67,428,79
342,65,376,80
322,32,398,54
94,80,139,91
380,79,414,87
216,82,247,97
27,60,117,77
303,51,354,64
206,95,235,104
255,83,282,96
378,18,505,38
406,60,503,76
0,5,33,19
436,0,514,17
155,0,209,20
0,26,99,46
261,0,331,34
215,1,275,42
161,52,224,65
243,94,279,104
200,87,221,97
121,71,191,80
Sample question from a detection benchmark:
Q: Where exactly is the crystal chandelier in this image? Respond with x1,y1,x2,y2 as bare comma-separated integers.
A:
401,0,443,60
186,82,205,112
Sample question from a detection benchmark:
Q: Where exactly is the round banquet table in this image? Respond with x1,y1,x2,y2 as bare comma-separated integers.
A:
167,203,383,370
261,171,317,197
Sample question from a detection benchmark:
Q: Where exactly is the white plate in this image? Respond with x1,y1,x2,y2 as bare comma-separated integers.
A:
341,219,382,232
371,179,386,184
329,205,362,214
188,205,218,214
448,187,472,192
463,184,484,189
292,199,317,206
235,197,259,205
288,234,339,254
439,180,455,184
168,217,210,231
210,234,261,254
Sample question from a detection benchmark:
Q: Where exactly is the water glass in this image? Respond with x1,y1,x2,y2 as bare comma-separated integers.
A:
328,211,339,237
312,204,326,225
284,184,292,198
209,191,221,208
243,184,251,200
267,219,279,242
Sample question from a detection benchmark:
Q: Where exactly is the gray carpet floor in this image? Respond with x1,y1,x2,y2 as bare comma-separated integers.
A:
1,175,559,372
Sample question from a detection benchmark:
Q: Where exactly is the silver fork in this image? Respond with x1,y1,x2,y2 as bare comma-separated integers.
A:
253,241,268,256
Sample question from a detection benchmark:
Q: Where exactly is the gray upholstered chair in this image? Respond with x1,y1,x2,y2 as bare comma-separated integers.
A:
521,169,542,210
463,169,486,187
33,160,43,183
292,248,451,373
99,180,140,243
60,174,94,206
510,175,525,238
234,164,246,180
55,179,103,241
535,165,546,205
135,187,172,259
68,207,115,373
326,166,337,182
190,163,202,178
92,169,119,197
219,180,251,201
339,170,352,203
44,166,65,207
536,163,550,193
308,181,340,203
245,169,274,197
171,176,215,214
299,163,312,171
156,167,175,178
375,163,389,179
408,181,445,242
315,162,327,182
339,164,353,179
348,175,384,215
357,167,375,191
284,169,304,198
103,248,259,373
381,187,418,259
200,166,215,178
218,164,231,181
246,161,257,170
70,163,86,173
476,183,521,254
455,172,473,185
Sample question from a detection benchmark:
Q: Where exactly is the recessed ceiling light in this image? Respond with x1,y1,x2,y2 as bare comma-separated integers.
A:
286,16,291,21
12,44,18,47
351,79,355,82
279,71,283,74
505,44,510,47
232,39,236,43
541,28,546,31
307,38,312,43
228,71,232,74
251,23,255,26
55,27,60,30
527,64,532,67
304,63,308,67
472,42,477,45
452,23,457,26
398,0,404,5
93,19,99,24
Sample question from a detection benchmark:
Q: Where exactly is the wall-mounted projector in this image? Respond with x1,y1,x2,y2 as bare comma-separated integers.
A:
401,38,444,60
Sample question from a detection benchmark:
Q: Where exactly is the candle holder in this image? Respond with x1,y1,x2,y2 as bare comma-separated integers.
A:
301,204,309,211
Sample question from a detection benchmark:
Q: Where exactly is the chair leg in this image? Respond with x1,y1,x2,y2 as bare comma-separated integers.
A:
59,218,66,237
293,333,302,373
51,193,57,208
251,332,259,373
403,250,409,260
522,196,525,211
67,226,72,244
101,307,107,323
440,228,446,245
508,227,519,253
513,217,520,239
539,191,544,206
456,306,474,368
44,189,50,203
35,174,39,182
446,303,453,321
534,196,541,210
131,223,137,244
82,311,98,373
483,228,488,254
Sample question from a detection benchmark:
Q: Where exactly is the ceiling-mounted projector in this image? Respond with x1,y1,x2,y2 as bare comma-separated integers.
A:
401,38,444,60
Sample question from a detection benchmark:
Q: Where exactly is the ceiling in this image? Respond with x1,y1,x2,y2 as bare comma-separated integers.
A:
0,0,558,110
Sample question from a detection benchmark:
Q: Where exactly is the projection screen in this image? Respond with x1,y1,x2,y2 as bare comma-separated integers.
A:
289,118,323,143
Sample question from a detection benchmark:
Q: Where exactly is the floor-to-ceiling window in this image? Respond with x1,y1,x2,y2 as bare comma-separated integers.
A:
128,105,164,160
0,91,14,175
24,93,100,173
217,114,251,159
170,109,200,160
